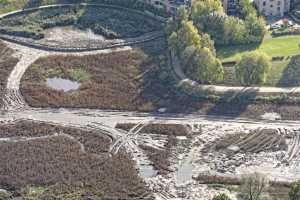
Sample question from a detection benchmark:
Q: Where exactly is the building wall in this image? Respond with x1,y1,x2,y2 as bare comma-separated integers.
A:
254,0,290,16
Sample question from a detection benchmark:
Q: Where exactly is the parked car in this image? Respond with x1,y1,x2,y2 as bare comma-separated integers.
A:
270,24,282,30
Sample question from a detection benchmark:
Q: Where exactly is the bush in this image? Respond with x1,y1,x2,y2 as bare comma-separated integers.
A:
212,193,232,200
289,181,300,200
272,28,300,37
235,51,271,86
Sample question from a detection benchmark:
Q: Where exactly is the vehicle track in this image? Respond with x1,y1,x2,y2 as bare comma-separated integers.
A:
1,41,132,110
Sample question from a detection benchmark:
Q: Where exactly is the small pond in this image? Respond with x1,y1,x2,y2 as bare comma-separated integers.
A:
46,77,80,92
139,165,158,178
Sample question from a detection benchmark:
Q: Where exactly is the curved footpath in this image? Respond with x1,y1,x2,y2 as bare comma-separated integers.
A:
0,3,165,52
172,53,300,94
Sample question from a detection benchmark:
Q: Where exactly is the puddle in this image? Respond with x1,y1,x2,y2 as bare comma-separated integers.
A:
176,150,194,185
261,112,281,120
47,78,80,92
139,165,158,178
176,161,194,185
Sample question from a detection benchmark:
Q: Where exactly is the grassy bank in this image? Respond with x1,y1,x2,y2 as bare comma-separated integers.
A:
217,35,300,62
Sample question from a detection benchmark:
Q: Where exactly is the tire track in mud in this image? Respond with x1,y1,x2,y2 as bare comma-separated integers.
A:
1,41,132,110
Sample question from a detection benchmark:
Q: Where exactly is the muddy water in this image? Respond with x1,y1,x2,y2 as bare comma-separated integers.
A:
46,78,80,92
176,158,194,185
139,165,158,178
176,138,195,185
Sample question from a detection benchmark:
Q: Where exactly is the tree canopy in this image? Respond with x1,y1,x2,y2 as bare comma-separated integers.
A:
235,51,271,86
191,0,266,45
289,180,300,200
166,7,224,84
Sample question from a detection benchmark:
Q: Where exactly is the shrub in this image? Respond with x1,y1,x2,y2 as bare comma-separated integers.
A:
212,193,232,200
235,51,271,86
240,173,269,200
289,180,300,200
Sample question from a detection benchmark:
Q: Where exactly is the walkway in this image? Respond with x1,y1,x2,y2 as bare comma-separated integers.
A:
172,53,300,94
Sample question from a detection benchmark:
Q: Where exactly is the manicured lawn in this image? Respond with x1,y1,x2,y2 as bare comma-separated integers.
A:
217,35,300,62
222,59,290,87
266,59,290,86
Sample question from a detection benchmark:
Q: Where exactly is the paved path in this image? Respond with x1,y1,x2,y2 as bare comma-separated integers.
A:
172,53,300,94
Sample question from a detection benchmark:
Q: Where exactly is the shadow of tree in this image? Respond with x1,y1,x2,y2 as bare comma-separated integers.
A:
216,43,259,61
277,56,300,87
207,88,258,118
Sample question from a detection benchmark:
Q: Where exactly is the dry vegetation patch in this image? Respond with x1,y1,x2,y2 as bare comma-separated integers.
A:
116,123,189,175
0,121,151,199
21,40,178,112
0,120,112,154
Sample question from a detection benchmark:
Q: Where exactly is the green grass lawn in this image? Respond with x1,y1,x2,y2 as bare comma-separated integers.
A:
217,35,300,62
0,0,28,14
222,59,290,87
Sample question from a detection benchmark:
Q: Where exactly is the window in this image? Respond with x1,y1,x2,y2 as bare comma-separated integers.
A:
277,6,281,10
277,1,281,5
270,4,273,7
263,1,266,6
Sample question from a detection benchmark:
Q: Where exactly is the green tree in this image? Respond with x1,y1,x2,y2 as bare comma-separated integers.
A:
168,32,179,53
245,15,266,42
212,193,232,200
191,0,224,31
177,21,201,54
201,33,216,56
289,181,300,200
237,0,257,19
223,16,247,45
165,5,189,35
235,51,271,86
176,5,189,22
185,46,223,84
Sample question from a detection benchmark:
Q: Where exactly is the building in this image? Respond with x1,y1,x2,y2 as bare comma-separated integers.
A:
222,0,239,15
254,0,290,16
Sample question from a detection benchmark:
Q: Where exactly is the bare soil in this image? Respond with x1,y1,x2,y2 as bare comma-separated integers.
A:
116,123,189,175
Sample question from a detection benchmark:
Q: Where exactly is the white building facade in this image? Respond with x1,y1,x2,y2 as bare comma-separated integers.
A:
254,0,290,16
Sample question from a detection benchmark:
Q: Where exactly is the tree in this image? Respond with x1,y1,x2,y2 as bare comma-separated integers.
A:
289,181,300,200
176,5,189,22
177,21,201,54
201,33,216,56
168,32,179,53
185,46,223,84
239,173,269,200
237,0,257,19
223,16,247,45
191,0,224,31
245,15,266,42
212,193,232,200
165,5,189,35
235,51,271,86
